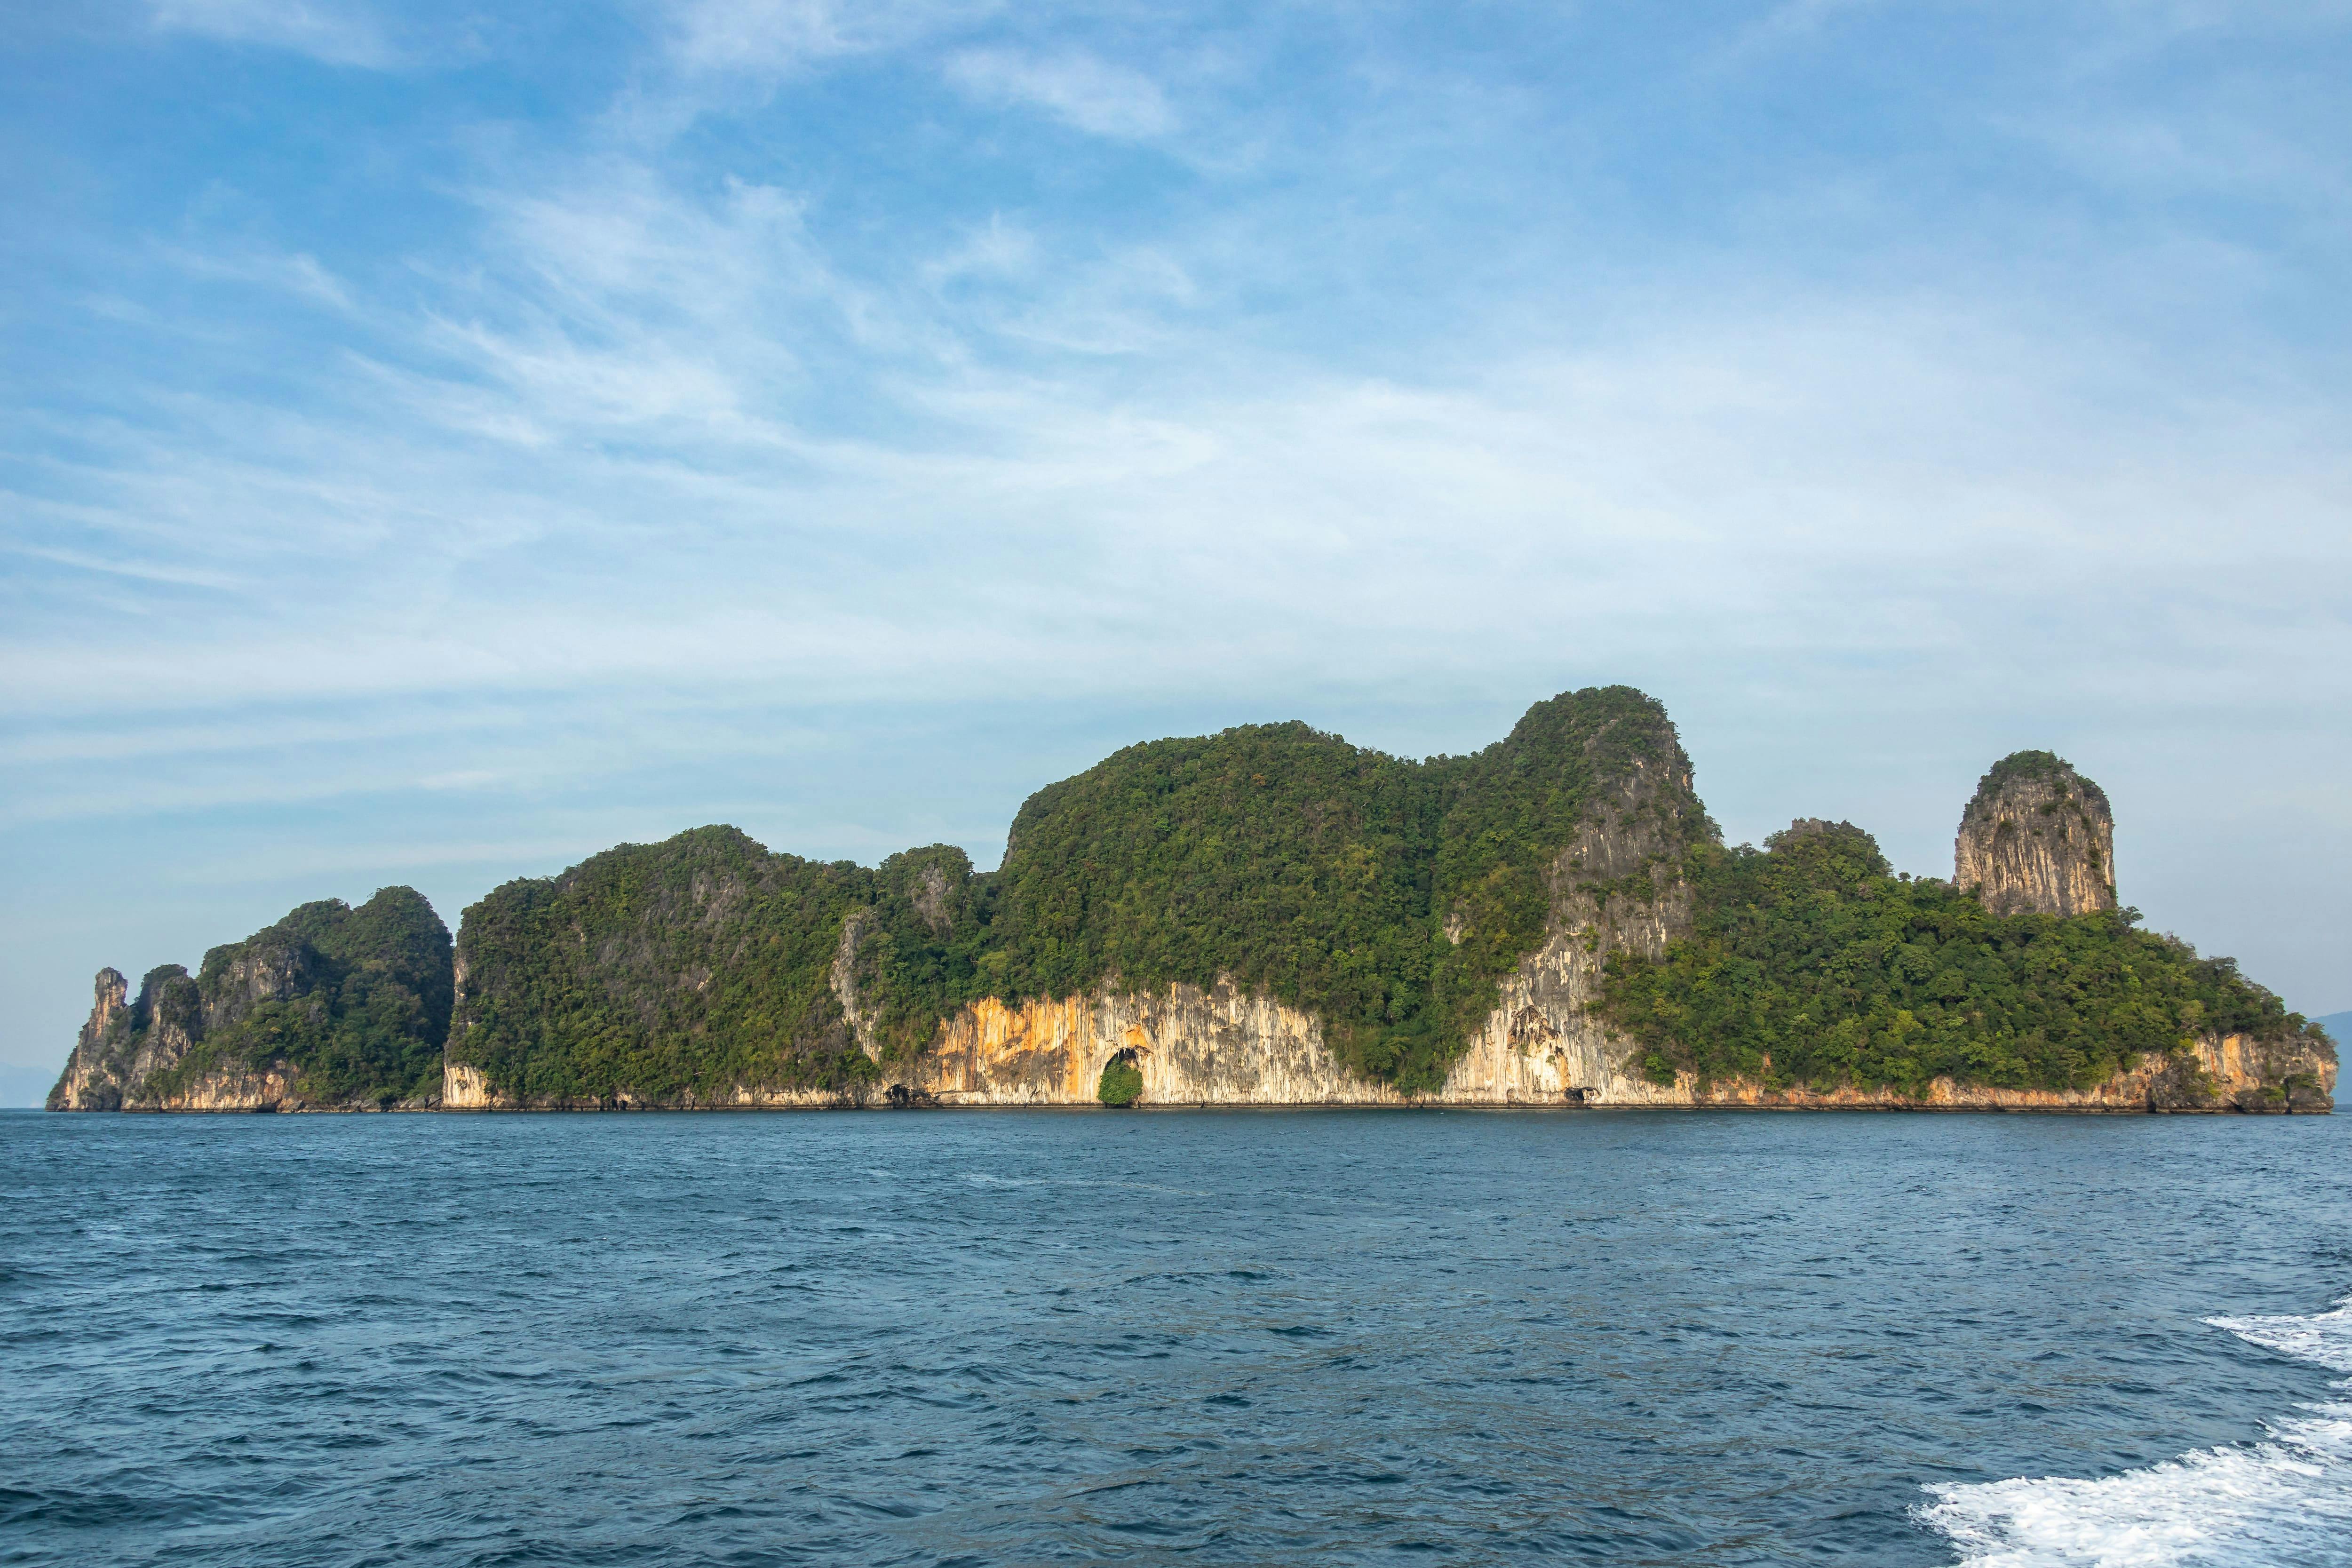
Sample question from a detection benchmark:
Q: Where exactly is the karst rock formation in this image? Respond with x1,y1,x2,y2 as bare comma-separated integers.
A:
1954,751,2117,918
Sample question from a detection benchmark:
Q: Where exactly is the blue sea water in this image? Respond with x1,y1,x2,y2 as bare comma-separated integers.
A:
2,1108,2347,1567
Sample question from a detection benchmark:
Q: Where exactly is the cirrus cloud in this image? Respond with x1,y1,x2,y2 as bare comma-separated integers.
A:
945,47,1178,140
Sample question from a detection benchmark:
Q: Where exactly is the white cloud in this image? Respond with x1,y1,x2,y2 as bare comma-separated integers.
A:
664,0,996,74
10,258,2346,725
146,0,393,67
0,540,245,591
922,215,1040,290
159,245,356,310
945,47,1177,139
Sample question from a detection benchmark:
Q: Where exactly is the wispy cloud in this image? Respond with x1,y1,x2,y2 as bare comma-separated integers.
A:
945,47,1178,139
1,541,246,591
663,0,995,75
158,245,357,310
145,0,394,67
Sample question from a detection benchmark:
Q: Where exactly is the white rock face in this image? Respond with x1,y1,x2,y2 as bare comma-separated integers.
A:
1434,923,1694,1107
1955,756,2117,918
443,1063,492,1109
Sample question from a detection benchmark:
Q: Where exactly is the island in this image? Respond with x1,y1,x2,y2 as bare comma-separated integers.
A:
48,687,2337,1114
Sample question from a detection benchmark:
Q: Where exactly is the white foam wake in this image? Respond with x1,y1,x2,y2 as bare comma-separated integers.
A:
1918,1298,2352,1566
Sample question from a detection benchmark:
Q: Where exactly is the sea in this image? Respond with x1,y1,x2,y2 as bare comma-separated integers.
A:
3,1108,2346,1566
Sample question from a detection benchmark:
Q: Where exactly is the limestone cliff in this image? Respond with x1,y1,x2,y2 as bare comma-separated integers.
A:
48,889,452,1112
1678,1030,2332,1113
1955,751,2116,917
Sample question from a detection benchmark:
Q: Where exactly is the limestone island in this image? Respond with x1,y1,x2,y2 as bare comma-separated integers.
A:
48,688,2336,1114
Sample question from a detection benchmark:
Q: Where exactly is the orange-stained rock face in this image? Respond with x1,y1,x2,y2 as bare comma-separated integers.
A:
909,987,1398,1106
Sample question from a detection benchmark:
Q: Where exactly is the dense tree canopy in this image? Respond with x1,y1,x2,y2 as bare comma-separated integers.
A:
451,827,875,1104
1595,821,2320,1093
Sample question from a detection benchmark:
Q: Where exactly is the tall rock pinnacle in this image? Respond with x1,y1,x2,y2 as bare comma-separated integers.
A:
1955,752,2117,917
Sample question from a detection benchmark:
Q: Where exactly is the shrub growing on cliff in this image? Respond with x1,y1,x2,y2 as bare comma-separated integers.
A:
1097,1057,1144,1106
1596,822,2322,1094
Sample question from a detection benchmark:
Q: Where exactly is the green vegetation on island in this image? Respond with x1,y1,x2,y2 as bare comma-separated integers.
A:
450,827,877,1105
144,888,452,1106
1972,748,2112,813
1594,820,2323,1095
939,685,1705,1090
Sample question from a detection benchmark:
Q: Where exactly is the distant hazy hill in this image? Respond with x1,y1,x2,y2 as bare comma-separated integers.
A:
2316,1011,2352,1044
1,1067,55,1109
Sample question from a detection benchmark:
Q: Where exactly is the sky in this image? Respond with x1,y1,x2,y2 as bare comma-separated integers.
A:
3,0,2349,1100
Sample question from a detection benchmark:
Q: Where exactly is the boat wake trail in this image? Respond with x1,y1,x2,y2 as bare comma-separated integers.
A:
1919,1298,2352,1567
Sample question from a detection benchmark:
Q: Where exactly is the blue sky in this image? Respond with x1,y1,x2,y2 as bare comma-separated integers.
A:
4,0,2349,1098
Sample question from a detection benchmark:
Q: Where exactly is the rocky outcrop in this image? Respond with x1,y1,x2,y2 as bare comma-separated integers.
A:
49,966,210,1111
1425,740,1701,1106
48,889,451,1112
48,969,137,1111
50,961,305,1112
1955,752,2116,917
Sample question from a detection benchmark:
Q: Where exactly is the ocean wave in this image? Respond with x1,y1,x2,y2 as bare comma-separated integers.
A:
2209,1299,2352,1377
1919,1298,2352,1566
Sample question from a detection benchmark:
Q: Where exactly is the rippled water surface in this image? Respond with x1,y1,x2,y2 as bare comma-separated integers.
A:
4,1109,2348,1566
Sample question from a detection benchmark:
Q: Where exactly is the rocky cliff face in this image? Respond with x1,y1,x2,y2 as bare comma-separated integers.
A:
49,969,136,1111
49,966,208,1111
1955,752,2116,917
47,956,311,1113
1678,1030,2332,1113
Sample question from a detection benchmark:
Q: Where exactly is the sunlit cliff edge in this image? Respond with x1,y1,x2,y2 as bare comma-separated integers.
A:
50,689,2337,1115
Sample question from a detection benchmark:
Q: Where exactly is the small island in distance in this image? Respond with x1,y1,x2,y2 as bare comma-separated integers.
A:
48,687,2337,1114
